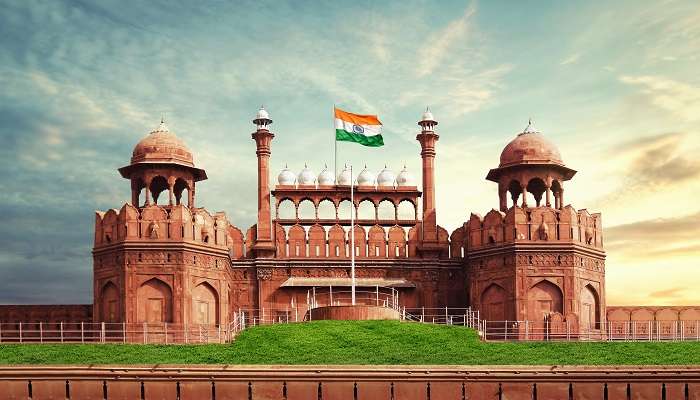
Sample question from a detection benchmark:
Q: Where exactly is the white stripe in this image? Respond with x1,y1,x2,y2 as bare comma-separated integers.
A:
334,118,382,137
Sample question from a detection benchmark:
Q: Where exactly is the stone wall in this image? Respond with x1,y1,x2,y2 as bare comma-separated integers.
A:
0,305,92,322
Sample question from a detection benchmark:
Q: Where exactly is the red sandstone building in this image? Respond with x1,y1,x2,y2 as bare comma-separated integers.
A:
2,107,697,333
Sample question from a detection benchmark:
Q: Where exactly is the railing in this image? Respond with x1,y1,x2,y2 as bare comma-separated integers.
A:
306,286,401,311
0,322,234,344
479,320,700,341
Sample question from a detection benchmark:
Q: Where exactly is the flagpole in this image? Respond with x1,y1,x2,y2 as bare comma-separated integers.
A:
350,164,356,306
333,105,337,183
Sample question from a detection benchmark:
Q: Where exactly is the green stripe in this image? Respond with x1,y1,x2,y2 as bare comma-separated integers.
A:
335,129,384,147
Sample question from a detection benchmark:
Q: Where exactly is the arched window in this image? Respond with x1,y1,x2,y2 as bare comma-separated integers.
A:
481,284,507,321
338,199,353,219
277,199,296,219
397,200,416,220
581,285,600,329
174,178,189,206
297,199,316,219
137,278,173,323
526,178,547,207
377,200,396,220
149,176,169,205
317,199,336,219
192,282,219,325
507,180,522,208
357,200,375,220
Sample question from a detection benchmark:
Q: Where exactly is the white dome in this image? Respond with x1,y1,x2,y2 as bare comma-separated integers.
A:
297,164,316,185
377,166,396,187
256,106,270,120
337,165,352,185
357,166,376,187
317,165,335,185
396,165,415,187
277,165,296,185
421,108,434,122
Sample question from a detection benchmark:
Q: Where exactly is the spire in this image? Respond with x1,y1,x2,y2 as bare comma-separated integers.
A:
418,107,438,130
522,118,539,134
253,105,273,129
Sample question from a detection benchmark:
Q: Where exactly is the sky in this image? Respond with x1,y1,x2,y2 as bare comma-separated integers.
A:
0,0,699,306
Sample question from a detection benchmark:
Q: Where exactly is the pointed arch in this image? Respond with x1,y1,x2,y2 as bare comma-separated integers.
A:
527,280,563,321
288,224,307,257
481,284,507,321
192,281,219,325
100,281,120,323
388,225,407,258
581,284,600,329
137,278,173,323
149,176,169,205
367,225,387,258
328,224,346,258
308,224,327,257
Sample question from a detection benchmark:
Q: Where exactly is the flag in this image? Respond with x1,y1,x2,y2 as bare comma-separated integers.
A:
334,107,384,147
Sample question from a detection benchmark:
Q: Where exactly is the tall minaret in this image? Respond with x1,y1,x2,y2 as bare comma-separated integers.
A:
251,106,276,257
416,107,440,254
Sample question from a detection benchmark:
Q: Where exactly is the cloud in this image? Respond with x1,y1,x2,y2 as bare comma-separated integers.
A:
416,3,476,77
605,211,700,259
648,287,687,299
620,75,700,121
560,53,581,65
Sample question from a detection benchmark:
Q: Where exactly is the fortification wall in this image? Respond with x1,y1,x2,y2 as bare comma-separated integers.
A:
0,305,92,322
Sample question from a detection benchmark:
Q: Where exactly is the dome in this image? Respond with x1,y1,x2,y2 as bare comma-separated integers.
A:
498,121,563,168
377,166,396,187
297,164,316,185
396,165,415,187
255,106,270,121
317,165,335,185
131,121,194,167
357,166,376,187
277,165,296,185
337,165,352,185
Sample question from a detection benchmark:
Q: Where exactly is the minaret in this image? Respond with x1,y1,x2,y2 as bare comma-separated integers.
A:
251,106,276,257
416,107,440,255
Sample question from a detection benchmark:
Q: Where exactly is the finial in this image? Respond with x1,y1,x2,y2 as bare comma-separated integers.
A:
304,162,308,168
285,163,288,168
324,163,327,168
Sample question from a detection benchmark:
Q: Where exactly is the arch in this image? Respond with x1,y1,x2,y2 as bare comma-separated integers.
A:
308,224,327,257
100,281,120,323
397,200,416,220
174,178,189,206
149,176,169,205
367,225,387,258
338,199,353,219
377,200,396,220
317,199,336,219
527,177,547,207
192,281,219,325
351,225,367,258
357,199,376,220
449,227,466,259
274,224,287,258
277,199,296,219
328,224,346,258
298,199,316,219
133,177,146,206
481,284,507,321
581,284,600,329
137,278,173,323
288,224,307,257
527,280,563,321
228,226,245,259
407,224,420,257
507,179,522,208
388,225,407,258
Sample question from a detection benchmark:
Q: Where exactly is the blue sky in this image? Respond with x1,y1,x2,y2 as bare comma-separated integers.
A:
1,0,699,305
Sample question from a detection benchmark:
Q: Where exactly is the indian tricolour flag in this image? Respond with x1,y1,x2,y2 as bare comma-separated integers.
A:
334,107,384,147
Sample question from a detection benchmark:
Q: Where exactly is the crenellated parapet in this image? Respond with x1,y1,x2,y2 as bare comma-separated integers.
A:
94,204,233,250
465,205,603,251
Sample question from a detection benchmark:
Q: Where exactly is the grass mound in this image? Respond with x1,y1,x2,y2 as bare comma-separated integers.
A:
0,320,699,365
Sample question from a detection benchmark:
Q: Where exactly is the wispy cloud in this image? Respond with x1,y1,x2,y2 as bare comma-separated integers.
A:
416,3,476,77
620,75,700,121
560,53,581,65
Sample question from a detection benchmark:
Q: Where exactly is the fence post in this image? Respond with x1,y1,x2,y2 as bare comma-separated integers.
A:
0,323,2,343
504,320,508,341
40,322,43,343
101,322,105,343
445,307,448,323
463,314,466,327
165,323,168,344
421,307,424,323
525,321,529,341
80,322,84,344
185,323,189,344
218,324,222,343
60,322,64,343
123,322,126,344
144,322,147,344
262,307,265,324
19,322,22,343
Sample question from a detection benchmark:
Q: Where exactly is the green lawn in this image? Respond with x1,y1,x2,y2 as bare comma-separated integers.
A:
0,320,699,365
